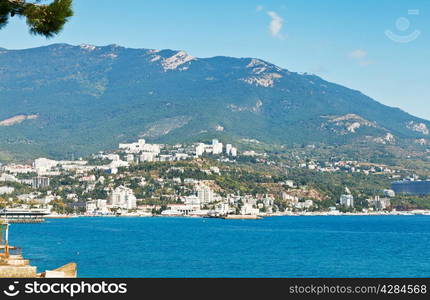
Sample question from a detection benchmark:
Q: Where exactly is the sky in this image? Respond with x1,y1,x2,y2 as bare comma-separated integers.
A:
0,0,429,119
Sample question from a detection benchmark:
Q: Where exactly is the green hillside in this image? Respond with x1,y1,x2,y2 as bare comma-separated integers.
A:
0,44,428,161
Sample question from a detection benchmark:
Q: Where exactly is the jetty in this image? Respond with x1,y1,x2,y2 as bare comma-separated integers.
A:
0,221,77,278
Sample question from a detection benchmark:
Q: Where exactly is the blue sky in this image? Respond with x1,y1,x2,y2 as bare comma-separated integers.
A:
1,0,429,119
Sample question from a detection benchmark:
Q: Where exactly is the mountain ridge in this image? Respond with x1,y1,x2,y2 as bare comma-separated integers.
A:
0,43,428,161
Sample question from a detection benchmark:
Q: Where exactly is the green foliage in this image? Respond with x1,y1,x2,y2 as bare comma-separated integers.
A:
0,0,73,37
391,195,430,210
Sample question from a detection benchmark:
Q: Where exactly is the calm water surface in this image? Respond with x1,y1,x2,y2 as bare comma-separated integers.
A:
9,216,430,278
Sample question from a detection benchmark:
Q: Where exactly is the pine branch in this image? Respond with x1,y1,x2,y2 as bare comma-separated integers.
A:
0,0,73,37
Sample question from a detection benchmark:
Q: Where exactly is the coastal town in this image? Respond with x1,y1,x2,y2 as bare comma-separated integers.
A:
0,138,430,221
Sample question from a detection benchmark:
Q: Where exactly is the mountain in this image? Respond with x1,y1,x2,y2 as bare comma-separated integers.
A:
0,43,429,161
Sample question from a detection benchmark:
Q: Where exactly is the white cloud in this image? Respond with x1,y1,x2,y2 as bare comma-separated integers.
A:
267,11,284,38
256,5,264,12
348,49,374,66
348,49,367,60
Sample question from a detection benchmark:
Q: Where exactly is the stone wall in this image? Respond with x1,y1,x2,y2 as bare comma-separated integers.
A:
0,265,37,278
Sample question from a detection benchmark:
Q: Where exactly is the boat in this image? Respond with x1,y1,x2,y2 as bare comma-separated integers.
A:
0,208,50,223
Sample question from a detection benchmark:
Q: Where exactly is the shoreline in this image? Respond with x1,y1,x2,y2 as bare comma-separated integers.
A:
46,210,430,219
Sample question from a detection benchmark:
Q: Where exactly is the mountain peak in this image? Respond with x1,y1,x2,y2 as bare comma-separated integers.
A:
79,44,98,51
161,50,195,71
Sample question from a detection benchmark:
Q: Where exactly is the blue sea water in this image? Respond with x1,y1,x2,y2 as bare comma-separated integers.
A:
9,216,430,278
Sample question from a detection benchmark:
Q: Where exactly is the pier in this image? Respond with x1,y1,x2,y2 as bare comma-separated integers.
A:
0,220,77,278
0,208,50,224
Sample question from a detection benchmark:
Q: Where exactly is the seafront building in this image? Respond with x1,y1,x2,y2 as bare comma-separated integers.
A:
161,204,206,216
184,195,200,206
339,194,354,208
241,203,260,215
197,185,214,204
367,196,391,211
294,200,313,210
86,199,109,215
109,186,137,210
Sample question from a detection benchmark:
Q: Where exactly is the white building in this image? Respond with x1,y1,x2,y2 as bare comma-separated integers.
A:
214,202,231,215
38,194,56,205
17,193,38,202
184,195,200,206
86,200,97,213
34,158,58,174
109,160,129,169
285,180,295,188
3,164,34,174
140,152,157,162
0,186,14,195
161,204,202,216
263,196,274,207
32,177,50,189
212,139,223,155
241,203,260,215
175,153,189,161
230,147,237,157
100,153,120,161
210,166,220,175
97,199,108,209
197,185,214,204
195,143,206,157
119,139,161,154
280,192,299,204
226,144,232,156
184,178,197,185
159,155,174,162
141,144,161,154
368,196,391,210
109,186,137,210
295,200,314,210
119,139,146,152
383,189,396,197
0,173,19,183
339,194,354,208
87,199,109,214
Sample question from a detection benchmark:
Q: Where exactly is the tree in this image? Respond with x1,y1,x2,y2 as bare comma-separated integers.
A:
0,0,73,37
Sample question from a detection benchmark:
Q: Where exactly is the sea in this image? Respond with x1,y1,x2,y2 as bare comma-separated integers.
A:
10,216,430,278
